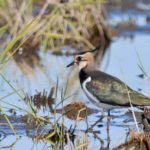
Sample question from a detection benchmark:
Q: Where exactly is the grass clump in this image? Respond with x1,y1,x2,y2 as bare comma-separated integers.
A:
0,0,112,62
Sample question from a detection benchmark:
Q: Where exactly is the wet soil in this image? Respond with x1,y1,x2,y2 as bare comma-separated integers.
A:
56,101,98,120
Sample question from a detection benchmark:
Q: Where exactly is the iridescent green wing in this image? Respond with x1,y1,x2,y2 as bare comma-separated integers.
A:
111,78,150,106
86,76,134,106
86,77,150,106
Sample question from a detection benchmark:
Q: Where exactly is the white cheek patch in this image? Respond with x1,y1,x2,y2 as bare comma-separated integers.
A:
79,61,87,70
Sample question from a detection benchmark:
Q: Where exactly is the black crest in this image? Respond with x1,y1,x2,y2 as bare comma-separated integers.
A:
76,45,101,55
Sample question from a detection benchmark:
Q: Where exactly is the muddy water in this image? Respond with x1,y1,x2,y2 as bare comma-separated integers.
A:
1,1,150,150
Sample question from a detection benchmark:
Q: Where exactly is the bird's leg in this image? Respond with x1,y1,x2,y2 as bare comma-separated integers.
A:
107,110,111,131
107,110,111,143
107,126,110,143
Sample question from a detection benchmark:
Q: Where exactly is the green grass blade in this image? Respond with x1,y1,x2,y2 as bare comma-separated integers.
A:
136,51,148,76
0,73,24,99
0,20,34,61
0,24,8,33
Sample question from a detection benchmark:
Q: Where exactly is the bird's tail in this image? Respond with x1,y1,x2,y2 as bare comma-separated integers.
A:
130,92,150,106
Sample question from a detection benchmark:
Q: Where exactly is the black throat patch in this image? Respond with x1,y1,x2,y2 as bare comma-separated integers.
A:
79,69,89,85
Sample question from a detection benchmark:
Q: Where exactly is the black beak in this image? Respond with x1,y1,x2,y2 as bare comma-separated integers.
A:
66,61,74,67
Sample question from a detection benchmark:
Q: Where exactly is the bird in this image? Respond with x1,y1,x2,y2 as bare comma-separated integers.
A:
67,46,150,130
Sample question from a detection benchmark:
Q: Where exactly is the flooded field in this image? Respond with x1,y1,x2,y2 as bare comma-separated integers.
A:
0,0,150,150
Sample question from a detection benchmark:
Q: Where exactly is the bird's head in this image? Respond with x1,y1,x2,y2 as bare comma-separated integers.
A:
67,52,94,70
67,46,100,70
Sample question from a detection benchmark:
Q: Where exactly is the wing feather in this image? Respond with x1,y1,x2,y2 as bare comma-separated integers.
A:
85,70,147,106
86,71,150,106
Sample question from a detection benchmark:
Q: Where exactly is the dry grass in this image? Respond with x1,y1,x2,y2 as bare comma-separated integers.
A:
0,0,113,61
129,130,150,144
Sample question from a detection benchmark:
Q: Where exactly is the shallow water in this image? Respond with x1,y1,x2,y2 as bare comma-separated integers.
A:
1,1,150,150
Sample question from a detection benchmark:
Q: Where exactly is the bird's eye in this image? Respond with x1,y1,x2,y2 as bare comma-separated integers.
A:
77,56,82,61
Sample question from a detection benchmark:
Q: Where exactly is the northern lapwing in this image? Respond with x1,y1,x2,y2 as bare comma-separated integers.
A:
67,47,150,129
